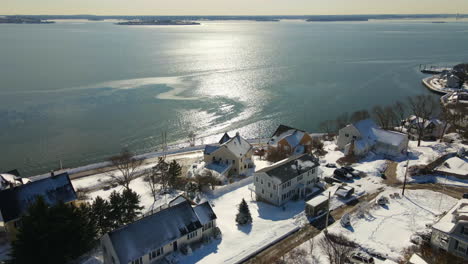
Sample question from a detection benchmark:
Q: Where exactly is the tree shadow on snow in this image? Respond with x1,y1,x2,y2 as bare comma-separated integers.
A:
237,223,252,234
178,238,222,264
255,200,305,221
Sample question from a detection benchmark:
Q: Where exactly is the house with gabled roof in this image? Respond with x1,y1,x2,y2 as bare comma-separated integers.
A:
0,172,77,240
401,115,448,140
267,125,313,156
337,119,408,158
254,154,320,206
431,198,468,260
203,132,254,177
101,200,217,264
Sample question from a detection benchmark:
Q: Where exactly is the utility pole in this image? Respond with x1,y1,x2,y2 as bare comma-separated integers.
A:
402,145,410,196
325,191,331,231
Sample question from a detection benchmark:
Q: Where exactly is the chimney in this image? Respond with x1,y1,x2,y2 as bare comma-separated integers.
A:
295,160,301,175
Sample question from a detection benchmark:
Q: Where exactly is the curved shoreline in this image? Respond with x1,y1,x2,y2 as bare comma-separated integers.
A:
422,76,467,95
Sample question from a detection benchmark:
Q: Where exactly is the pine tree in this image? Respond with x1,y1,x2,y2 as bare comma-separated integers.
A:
121,189,143,224
91,196,113,235
108,190,125,228
9,197,97,264
168,160,182,189
235,199,252,225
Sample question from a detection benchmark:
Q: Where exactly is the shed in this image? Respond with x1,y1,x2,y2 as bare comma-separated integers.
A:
305,195,329,217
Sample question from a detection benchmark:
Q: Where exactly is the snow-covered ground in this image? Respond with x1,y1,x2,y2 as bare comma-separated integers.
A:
179,182,307,264
295,189,458,264
395,139,468,187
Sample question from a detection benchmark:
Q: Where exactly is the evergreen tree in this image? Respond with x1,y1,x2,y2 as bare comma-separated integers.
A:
9,197,97,264
120,189,144,224
91,196,113,235
235,199,252,225
168,160,182,189
108,189,143,228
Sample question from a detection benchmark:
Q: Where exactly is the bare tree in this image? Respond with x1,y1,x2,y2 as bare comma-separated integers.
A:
349,110,370,123
286,248,308,264
319,120,336,138
188,131,196,147
146,168,161,207
407,95,438,146
319,232,358,264
335,113,350,130
108,149,143,191
392,101,407,131
438,106,457,142
372,105,395,130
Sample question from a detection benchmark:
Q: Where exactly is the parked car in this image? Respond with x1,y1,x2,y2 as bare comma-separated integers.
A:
341,213,351,227
377,196,389,206
343,166,354,172
324,176,342,184
334,168,353,180
347,252,375,264
463,193,468,199
325,163,337,168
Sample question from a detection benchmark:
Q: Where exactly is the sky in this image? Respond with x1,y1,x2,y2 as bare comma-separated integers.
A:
2,0,468,16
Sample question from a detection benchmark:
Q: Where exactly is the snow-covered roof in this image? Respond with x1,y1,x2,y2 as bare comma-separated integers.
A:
406,115,443,129
204,145,220,155
108,200,203,264
409,253,428,264
350,119,407,149
432,198,468,233
306,195,328,207
193,202,217,225
205,162,232,175
269,125,308,147
0,172,76,222
436,156,468,175
371,128,407,147
257,154,319,183
335,186,354,198
223,133,252,157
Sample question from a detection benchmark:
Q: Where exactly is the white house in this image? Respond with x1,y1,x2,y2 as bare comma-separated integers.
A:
203,132,254,177
430,198,468,260
337,119,408,158
254,154,320,206
101,200,217,264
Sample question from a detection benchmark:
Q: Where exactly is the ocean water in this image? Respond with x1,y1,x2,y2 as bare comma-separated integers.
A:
1,19,467,176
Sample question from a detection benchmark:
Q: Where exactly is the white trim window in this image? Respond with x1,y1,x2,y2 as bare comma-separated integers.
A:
187,230,198,240
149,247,164,260
131,257,143,264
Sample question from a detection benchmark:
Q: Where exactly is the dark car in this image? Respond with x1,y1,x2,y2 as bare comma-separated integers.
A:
463,193,468,199
334,168,353,180
343,166,355,172
325,163,337,168
343,166,360,178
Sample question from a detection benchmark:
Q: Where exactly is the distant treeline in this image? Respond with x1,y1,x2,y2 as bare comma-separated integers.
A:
1,14,466,21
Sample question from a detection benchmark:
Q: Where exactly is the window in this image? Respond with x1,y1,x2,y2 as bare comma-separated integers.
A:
461,226,468,236
345,133,349,137
454,240,468,255
261,179,263,184
256,176,258,182
268,182,271,187
131,257,143,264
187,230,198,240
149,247,164,260
270,193,272,198
203,221,213,231
311,168,315,174
262,189,264,194
273,185,277,190
352,136,357,139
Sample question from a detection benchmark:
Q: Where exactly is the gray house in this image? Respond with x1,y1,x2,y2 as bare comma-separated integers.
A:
101,200,217,264
254,154,320,206
431,198,468,260
401,115,447,140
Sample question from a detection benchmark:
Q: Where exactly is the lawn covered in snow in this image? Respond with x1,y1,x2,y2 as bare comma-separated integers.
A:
178,181,307,264
296,189,458,264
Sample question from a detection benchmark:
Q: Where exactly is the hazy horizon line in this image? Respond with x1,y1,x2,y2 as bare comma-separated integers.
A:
1,13,465,17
